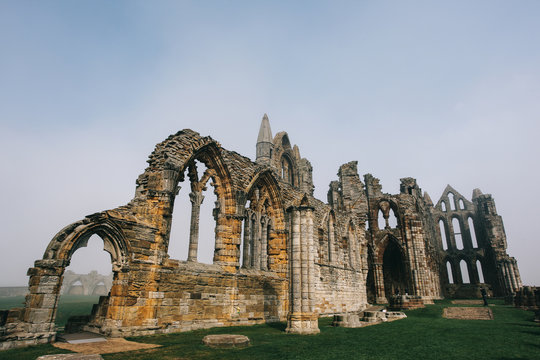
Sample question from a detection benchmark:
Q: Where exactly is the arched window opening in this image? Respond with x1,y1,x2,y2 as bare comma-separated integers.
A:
280,156,293,185
441,201,447,212
476,260,485,283
365,219,369,230
448,193,456,211
459,199,465,210
92,281,107,296
377,210,386,230
446,261,454,284
68,280,84,295
169,168,190,261
452,218,463,250
169,160,218,264
388,208,398,228
197,182,218,264
460,260,470,283
60,234,113,330
468,217,478,248
439,220,448,251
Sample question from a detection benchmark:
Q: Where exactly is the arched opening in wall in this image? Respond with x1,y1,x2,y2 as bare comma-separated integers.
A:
452,218,464,250
169,160,218,264
476,260,485,283
377,210,386,230
448,193,456,211
460,260,470,284
169,168,191,261
280,156,293,185
382,240,408,299
441,201,447,212
366,255,376,303
459,199,465,210
468,217,478,248
59,234,113,331
67,280,83,295
197,167,218,265
439,220,448,251
446,261,454,284
388,208,398,228
92,281,107,296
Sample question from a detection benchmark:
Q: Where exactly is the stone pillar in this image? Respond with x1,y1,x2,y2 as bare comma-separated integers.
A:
286,205,319,334
252,215,261,269
374,263,387,303
260,217,268,270
187,191,204,262
242,214,251,268
508,262,518,292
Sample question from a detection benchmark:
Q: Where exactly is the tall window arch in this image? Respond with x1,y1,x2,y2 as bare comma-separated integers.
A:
448,193,456,211
468,217,478,248
452,218,464,250
446,261,454,284
439,220,449,250
476,260,485,283
460,260,470,283
280,156,294,185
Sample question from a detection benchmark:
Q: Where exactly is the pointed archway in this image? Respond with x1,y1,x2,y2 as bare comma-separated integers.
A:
382,240,408,299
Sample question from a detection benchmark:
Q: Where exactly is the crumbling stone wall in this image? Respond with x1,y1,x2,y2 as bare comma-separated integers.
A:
432,186,522,298
0,115,521,349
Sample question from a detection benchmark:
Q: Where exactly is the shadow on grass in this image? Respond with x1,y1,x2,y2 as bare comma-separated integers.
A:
265,321,287,332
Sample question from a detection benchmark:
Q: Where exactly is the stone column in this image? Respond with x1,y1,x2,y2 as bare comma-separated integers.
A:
187,191,204,262
374,263,386,303
242,213,251,268
260,217,268,270
286,205,319,334
252,215,261,269
508,262,518,292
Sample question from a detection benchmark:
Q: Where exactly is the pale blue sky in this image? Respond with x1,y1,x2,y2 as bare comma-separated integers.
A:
1,1,539,286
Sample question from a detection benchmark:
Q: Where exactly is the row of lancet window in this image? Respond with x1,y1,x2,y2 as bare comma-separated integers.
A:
446,260,485,284
241,204,272,270
323,215,359,269
439,217,478,250
441,192,466,212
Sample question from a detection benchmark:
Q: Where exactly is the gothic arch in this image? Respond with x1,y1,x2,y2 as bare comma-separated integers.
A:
43,216,130,271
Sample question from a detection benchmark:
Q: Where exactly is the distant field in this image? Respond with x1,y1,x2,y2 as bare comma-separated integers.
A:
0,295,100,327
0,299,539,360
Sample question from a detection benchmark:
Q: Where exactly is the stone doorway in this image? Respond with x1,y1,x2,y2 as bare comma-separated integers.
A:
382,240,408,300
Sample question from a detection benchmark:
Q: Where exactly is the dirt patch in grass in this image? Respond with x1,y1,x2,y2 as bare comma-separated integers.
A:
443,307,493,320
451,300,483,305
52,338,160,354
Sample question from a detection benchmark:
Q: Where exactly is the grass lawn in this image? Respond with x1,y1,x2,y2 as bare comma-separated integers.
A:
1,299,539,360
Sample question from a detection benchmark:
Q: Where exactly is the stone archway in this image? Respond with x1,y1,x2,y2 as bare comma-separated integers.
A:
382,240,409,299
22,216,130,339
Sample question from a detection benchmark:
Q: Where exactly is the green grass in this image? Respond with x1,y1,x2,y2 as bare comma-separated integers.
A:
1,300,539,360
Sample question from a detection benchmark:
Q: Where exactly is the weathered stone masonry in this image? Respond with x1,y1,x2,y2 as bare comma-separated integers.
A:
0,114,521,349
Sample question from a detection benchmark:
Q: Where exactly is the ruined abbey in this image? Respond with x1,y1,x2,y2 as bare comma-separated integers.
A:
0,115,522,349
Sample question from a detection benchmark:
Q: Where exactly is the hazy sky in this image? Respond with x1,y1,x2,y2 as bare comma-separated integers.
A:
1,1,539,287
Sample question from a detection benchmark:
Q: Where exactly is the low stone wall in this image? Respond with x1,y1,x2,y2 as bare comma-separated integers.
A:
314,264,366,315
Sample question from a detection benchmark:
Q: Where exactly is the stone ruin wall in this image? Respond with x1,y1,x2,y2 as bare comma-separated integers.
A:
0,117,522,349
